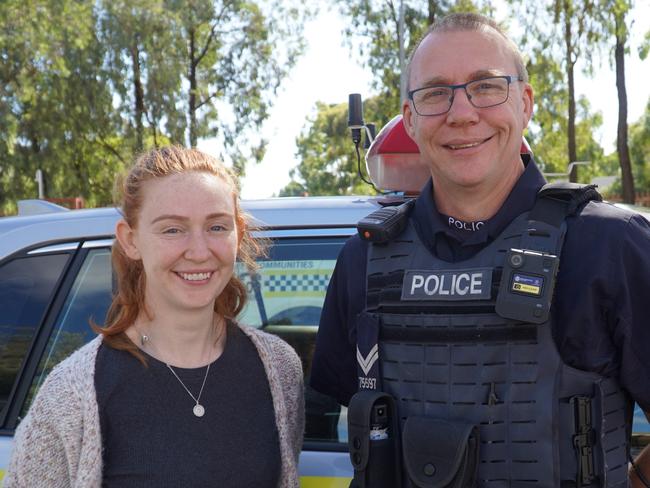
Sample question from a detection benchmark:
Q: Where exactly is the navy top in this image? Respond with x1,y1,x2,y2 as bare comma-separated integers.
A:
310,156,650,412
96,322,281,488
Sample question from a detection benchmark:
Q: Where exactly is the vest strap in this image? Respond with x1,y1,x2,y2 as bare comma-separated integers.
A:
530,183,602,227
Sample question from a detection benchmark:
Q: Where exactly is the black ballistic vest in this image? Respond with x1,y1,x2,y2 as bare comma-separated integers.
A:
355,185,631,487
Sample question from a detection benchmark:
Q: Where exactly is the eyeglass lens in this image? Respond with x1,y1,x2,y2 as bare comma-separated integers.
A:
413,77,510,116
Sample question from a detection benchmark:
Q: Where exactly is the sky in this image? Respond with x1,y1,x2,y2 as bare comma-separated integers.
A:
199,4,650,199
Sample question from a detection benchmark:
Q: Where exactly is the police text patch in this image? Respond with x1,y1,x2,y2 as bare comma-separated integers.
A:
401,268,492,301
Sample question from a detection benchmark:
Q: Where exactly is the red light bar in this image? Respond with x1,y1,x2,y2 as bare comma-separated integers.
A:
365,115,429,193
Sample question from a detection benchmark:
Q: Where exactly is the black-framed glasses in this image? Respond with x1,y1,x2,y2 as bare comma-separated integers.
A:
408,75,523,116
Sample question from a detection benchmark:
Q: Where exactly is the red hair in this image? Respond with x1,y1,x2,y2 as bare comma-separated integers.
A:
97,146,263,360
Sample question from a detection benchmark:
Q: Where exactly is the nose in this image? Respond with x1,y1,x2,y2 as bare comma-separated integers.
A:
446,87,479,125
185,231,211,261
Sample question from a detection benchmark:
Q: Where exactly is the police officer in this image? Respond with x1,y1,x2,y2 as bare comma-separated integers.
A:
311,12,650,488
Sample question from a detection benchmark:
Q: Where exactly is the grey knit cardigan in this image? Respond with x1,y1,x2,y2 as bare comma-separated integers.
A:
5,324,305,488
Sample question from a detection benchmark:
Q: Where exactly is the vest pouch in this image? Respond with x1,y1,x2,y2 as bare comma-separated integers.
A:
348,391,402,488
402,417,479,488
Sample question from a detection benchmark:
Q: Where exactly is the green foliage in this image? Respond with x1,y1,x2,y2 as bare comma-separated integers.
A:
0,0,311,213
640,30,650,60
336,0,489,101
525,50,611,182
626,98,650,192
288,0,490,196
282,96,394,196
0,0,127,212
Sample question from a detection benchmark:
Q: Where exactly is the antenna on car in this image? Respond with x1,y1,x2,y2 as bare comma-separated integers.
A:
348,94,378,190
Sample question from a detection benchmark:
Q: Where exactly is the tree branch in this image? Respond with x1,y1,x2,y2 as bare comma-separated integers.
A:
194,22,219,68
196,90,219,110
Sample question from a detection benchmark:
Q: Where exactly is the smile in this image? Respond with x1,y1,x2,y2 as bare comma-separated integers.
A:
444,136,492,150
176,271,212,281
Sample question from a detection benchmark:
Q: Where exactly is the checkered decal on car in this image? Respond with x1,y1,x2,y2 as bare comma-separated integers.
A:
265,273,330,293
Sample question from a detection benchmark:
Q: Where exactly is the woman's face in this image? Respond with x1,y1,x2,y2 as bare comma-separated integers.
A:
117,171,239,315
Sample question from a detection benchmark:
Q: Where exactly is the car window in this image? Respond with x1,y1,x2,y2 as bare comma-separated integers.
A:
20,237,349,445
22,248,112,416
0,253,70,420
238,237,348,443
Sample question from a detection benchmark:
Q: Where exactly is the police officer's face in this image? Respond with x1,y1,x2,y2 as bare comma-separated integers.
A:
403,29,533,200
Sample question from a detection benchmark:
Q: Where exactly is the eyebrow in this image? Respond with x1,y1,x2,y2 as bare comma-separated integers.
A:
150,212,233,225
419,69,507,87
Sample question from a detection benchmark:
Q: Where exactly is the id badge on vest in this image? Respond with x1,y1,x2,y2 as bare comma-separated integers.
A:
355,312,382,391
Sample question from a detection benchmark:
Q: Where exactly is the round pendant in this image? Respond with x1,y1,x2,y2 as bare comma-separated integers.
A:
193,404,205,417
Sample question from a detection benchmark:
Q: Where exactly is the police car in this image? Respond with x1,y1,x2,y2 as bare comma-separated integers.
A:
0,118,648,485
0,195,378,486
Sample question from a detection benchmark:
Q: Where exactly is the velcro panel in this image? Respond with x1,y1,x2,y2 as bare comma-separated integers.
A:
509,419,539,441
451,383,481,405
509,383,538,403
479,368,509,385
558,402,578,478
479,463,510,484
510,453,546,482
479,442,508,462
596,379,630,485
422,383,449,404
479,420,507,443
449,365,480,384
509,343,541,361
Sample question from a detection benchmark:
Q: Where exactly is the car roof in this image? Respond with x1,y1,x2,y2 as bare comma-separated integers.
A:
4,197,648,263
0,196,381,261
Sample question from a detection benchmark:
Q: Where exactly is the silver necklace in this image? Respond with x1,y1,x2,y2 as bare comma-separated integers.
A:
166,362,210,418
137,319,225,418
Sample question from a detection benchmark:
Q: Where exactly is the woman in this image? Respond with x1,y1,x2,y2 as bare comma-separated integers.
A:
6,147,304,487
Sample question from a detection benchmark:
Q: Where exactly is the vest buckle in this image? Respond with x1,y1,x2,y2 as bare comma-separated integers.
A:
571,396,596,486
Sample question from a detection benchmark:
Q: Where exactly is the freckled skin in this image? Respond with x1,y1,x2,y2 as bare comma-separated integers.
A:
117,172,239,316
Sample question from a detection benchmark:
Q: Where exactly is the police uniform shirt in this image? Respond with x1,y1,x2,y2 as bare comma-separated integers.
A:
310,156,650,416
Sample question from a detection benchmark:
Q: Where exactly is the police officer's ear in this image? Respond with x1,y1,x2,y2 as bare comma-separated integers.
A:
520,82,534,129
403,96,417,140
115,219,142,261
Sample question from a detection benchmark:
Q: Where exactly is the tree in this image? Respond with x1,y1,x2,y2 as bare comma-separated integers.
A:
282,97,393,196
508,0,604,182
611,1,635,202
595,0,636,203
165,0,310,174
336,0,487,112
524,49,610,183
0,0,311,213
288,1,488,197
0,0,127,212
100,0,181,152
627,98,650,193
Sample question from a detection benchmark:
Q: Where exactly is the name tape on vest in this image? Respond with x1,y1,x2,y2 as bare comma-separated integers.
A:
402,268,492,301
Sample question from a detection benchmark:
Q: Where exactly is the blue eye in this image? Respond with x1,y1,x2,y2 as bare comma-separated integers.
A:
210,224,225,232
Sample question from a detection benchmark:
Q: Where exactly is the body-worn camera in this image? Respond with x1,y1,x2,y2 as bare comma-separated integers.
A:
495,248,560,324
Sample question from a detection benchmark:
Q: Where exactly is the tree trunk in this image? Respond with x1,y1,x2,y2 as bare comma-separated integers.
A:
130,42,145,152
398,0,407,102
427,1,436,26
188,27,198,148
563,1,578,182
615,13,635,204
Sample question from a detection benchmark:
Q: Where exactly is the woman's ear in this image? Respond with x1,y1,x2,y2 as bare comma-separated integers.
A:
115,219,141,260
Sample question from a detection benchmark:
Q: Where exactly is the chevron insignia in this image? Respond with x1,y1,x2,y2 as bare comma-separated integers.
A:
356,344,379,376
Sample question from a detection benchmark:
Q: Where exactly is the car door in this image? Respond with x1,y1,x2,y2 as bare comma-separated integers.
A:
0,233,355,486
